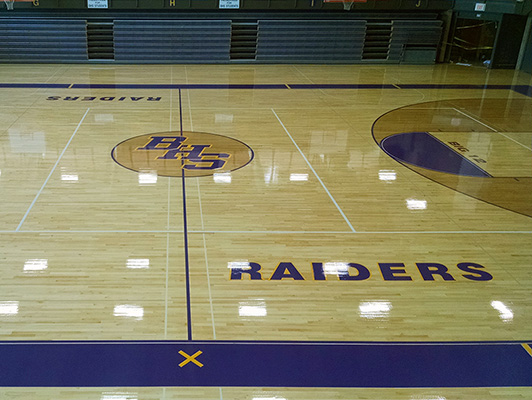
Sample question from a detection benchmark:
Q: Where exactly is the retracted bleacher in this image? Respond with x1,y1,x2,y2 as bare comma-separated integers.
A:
114,20,231,63
0,18,87,62
0,15,443,64
256,20,367,63
390,19,443,64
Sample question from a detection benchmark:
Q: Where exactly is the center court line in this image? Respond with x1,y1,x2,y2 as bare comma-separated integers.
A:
185,70,223,399
187,89,217,340
16,108,90,232
271,109,356,233
178,89,193,341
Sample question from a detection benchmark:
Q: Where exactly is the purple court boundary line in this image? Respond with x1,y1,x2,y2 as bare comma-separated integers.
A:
0,83,531,96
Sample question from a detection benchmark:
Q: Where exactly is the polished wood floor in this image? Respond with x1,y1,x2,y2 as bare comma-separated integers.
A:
0,63,531,398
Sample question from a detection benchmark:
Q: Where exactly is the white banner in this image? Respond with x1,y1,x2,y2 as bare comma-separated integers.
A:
88,0,108,8
219,0,239,8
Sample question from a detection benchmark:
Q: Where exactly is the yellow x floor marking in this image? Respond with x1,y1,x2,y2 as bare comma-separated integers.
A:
523,343,532,358
178,350,204,368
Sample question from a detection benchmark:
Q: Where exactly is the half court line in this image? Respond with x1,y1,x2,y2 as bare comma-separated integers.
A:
16,108,90,232
272,109,357,232
179,88,193,341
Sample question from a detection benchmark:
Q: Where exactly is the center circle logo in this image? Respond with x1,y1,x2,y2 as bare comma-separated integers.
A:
111,131,254,178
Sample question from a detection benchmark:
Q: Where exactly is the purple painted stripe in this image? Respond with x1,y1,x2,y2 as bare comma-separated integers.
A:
381,132,491,178
0,339,529,345
289,84,397,89
0,341,531,387
70,84,288,89
0,83,70,88
513,85,532,97
1,83,529,93
397,84,513,90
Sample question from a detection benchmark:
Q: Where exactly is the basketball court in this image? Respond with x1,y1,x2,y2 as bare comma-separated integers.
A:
0,63,532,399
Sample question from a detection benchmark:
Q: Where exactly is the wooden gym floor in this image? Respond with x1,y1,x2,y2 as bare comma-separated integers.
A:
0,63,531,399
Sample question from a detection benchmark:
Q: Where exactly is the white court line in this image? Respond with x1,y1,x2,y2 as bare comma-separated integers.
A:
191,230,532,234
453,107,497,132
43,67,63,84
192,230,353,234
169,67,173,132
494,131,532,152
185,66,194,132
188,91,216,339
392,75,426,102
4,340,525,346
164,178,171,339
187,66,220,393
16,108,90,232
292,65,315,84
165,68,174,339
14,230,184,233
396,107,457,110
454,107,532,151
3,70,63,133
272,109,356,232
197,179,217,339
291,65,330,97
